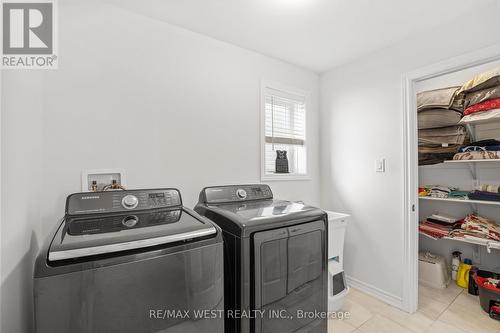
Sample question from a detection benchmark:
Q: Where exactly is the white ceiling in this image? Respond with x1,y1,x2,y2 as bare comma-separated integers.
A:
108,0,496,73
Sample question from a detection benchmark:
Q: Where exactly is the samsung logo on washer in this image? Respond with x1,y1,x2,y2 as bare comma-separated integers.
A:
1,0,58,69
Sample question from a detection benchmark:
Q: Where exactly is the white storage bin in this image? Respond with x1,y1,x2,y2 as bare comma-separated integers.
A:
418,252,450,289
324,211,350,312
326,211,349,265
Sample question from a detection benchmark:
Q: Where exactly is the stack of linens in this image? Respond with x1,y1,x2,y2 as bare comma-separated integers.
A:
420,185,469,199
419,213,462,239
453,139,500,160
418,86,467,165
450,214,500,242
459,67,500,125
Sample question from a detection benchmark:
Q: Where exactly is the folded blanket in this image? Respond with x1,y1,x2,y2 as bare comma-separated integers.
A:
459,140,500,152
468,191,500,202
419,219,463,239
458,67,500,94
419,152,455,165
465,85,500,108
459,145,500,152
464,139,500,146
418,145,460,154
453,150,500,160
464,98,500,115
450,214,500,241
460,108,500,124
418,109,462,129
417,86,462,112
418,125,468,145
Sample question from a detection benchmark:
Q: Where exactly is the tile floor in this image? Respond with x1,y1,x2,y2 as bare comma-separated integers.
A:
328,284,500,333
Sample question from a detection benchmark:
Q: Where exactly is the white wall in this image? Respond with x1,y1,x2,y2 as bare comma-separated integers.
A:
0,1,320,332
320,1,500,303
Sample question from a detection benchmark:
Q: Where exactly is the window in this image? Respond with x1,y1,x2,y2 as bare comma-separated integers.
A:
261,82,309,180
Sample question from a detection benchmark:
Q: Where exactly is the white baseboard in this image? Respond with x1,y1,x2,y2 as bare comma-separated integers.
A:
346,275,404,310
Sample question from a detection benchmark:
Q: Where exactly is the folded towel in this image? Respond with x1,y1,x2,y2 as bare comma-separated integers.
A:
448,191,470,199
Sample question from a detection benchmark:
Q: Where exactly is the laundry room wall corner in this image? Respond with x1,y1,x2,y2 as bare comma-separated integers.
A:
319,1,500,309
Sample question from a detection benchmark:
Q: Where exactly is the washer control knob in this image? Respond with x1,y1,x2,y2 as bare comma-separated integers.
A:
122,215,138,228
236,189,247,200
122,195,139,209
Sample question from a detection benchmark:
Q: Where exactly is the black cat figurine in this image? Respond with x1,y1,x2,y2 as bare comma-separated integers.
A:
275,150,289,173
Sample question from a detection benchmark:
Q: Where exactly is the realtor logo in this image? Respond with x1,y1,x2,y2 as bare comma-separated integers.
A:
2,0,58,69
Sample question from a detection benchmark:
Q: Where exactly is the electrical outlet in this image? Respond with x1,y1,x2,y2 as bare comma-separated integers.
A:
81,169,126,192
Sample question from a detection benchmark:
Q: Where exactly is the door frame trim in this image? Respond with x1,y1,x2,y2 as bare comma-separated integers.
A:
401,43,500,313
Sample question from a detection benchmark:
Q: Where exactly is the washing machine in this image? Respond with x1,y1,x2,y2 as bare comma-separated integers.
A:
195,184,327,333
34,188,224,333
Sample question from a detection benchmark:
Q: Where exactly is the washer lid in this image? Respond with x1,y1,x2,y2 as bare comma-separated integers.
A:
48,208,216,261
201,199,325,236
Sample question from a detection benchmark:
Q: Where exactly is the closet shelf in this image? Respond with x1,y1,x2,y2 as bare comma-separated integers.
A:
419,196,500,206
419,232,500,253
462,118,500,126
443,159,500,164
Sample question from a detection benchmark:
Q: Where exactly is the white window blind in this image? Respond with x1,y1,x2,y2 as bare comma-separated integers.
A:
263,87,307,176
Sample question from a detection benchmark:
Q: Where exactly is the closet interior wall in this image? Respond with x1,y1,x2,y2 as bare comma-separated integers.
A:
416,59,500,269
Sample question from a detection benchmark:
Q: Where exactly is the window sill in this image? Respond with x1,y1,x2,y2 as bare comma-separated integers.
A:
261,173,311,181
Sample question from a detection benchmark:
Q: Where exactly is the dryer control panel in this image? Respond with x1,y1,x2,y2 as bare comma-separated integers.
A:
66,188,182,215
201,184,273,204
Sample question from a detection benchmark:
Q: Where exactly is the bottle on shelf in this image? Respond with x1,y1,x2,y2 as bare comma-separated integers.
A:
456,258,473,288
451,251,462,281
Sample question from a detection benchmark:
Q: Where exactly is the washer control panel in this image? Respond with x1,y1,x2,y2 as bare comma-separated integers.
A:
66,188,182,215
67,209,182,235
202,184,273,204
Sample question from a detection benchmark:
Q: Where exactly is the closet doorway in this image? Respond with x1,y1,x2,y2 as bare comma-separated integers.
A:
402,44,500,315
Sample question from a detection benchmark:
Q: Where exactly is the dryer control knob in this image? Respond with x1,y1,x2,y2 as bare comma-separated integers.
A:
236,189,247,200
122,195,139,209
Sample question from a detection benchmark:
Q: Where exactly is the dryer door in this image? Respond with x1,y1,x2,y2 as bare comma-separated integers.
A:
253,220,327,333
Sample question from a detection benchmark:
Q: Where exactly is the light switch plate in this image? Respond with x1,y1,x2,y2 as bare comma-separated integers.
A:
375,158,385,173
81,168,126,192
